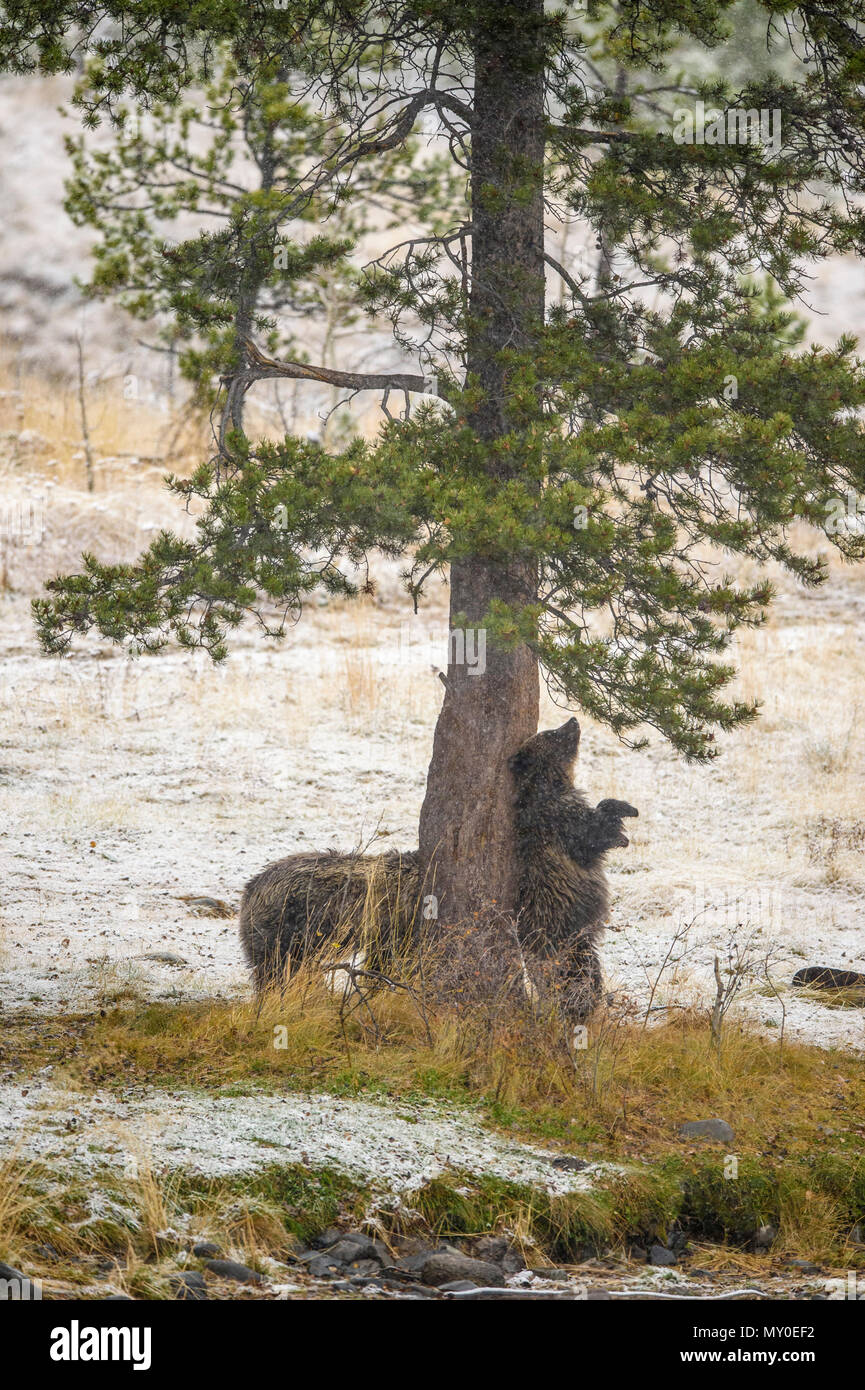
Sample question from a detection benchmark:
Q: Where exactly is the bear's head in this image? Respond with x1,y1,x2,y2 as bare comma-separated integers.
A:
508,717,580,790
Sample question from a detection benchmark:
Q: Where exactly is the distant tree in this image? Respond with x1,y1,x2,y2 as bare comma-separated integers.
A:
2,1,864,925
64,47,452,437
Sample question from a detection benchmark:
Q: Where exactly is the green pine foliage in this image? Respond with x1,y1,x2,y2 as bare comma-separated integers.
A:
62,47,453,411
9,2,865,758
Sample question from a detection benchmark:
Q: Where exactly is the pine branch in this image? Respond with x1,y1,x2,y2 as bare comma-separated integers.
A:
231,336,444,398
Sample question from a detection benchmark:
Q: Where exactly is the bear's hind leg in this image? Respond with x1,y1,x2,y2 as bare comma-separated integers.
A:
560,938,603,1025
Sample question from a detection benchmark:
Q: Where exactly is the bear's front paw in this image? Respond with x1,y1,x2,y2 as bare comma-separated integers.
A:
595,799,639,848
596,798,639,819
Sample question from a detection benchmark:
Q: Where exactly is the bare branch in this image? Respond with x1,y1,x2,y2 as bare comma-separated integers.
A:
223,336,447,401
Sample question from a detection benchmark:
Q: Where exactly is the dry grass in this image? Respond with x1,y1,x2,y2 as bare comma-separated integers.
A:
2,977,864,1281
0,349,205,487
0,1152,40,1264
6,953,864,1179
0,1155,363,1294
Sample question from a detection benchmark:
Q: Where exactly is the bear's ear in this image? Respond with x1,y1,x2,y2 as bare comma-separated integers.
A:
558,717,580,757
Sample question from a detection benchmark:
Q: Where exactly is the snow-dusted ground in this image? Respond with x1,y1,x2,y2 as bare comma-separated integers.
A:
0,1075,611,1194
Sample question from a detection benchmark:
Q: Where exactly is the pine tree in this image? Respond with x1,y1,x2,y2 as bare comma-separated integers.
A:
5,1,865,924
63,46,451,435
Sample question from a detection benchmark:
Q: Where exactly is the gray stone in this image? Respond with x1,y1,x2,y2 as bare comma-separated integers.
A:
649,1244,678,1267
391,1248,444,1274
170,1271,208,1301
192,1241,222,1259
310,1226,344,1249
551,1155,589,1171
421,1252,506,1288
324,1236,382,1265
203,1259,263,1284
475,1235,526,1273
678,1118,735,1144
306,1255,343,1278
792,966,865,991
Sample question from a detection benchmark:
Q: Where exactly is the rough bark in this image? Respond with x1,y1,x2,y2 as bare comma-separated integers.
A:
418,2,545,923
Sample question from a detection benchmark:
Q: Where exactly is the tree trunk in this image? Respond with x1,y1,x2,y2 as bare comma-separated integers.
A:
229,108,278,434
418,1,545,923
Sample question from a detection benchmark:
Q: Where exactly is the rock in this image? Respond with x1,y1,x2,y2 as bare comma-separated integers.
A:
203,1259,263,1285
388,1235,431,1257
345,1258,381,1278
792,966,865,994
754,1224,777,1250
178,895,235,918
551,1155,589,1172
306,1255,343,1278
678,1118,735,1144
0,1262,37,1299
649,1244,677,1267
379,1266,421,1286
310,1226,344,1249
323,1236,382,1265
192,1241,222,1259
388,1250,440,1274
784,1259,822,1275
421,1252,505,1288
170,1271,208,1301
628,1246,648,1263
438,1280,479,1292
474,1235,525,1274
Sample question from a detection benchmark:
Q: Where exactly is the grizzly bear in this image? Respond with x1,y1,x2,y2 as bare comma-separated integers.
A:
508,717,638,1018
238,717,637,1019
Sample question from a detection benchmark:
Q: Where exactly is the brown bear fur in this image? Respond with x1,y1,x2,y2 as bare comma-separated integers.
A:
238,848,420,996
508,717,637,1019
238,717,637,1019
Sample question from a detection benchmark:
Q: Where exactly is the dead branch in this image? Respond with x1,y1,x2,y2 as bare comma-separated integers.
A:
228,337,446,400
